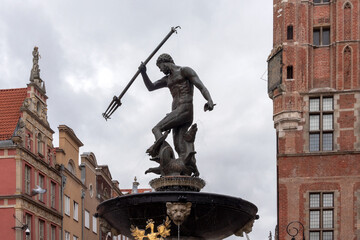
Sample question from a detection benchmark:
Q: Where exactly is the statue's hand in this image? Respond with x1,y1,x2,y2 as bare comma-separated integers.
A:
138,62,147,73
204,101,215,111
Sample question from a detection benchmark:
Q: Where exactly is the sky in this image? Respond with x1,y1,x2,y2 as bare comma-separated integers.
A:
0,1,275,239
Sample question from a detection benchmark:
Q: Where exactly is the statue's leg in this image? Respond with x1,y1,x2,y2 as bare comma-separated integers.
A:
154,104,193,139
149,104,192,157
173,123,191,158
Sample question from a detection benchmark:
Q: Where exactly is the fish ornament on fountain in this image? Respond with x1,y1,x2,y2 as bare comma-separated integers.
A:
97,26,259,240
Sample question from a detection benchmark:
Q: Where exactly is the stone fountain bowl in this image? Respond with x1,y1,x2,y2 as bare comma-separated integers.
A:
97,191,258,240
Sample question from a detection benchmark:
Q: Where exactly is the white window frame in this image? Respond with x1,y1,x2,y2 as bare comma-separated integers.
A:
73,201,79,221
65,231,70,240
64,195,70,216
51,182,56,208
92,215,97,233
39,174,45,202
25,214,32,239
25,165,31,195
85,210,90,229
39,220,45,240
309,96,334,152
51,225,56,240
309,192,334,240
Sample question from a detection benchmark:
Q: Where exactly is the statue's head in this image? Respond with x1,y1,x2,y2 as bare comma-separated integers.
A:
166,202,192,226
156,53,174,65
157,54,174,75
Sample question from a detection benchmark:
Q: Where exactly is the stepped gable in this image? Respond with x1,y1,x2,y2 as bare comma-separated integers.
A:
0,88,27,140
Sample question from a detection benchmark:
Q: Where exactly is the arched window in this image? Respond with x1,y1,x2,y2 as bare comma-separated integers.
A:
344,2,352,40
67,160,75,174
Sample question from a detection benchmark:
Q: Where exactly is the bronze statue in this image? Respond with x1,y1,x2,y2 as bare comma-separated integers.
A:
139,53,215,177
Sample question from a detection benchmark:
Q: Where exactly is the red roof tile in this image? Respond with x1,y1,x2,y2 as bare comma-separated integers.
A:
0,88,27,140
121,188,152,194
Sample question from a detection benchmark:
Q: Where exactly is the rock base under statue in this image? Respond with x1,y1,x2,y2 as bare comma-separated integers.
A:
149,176,206,192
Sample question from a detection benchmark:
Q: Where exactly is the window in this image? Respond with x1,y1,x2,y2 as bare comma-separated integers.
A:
73,236,79,240
39,220,45,240
85,210,90,229
37,133,43,155
73,201,79,221
65,231,70,240
65,195,70,216
309,193,334,240
27,133,32,150
309,97,333,151
287,66,294,79
313,27,330,46
93,215,97,233
314,0,330,3
89,184,94,198
67,160,75,174
51,182,56,208
39,174,45,202
287,25,293,40
25,214,32,240
51,225,56,240
25,165,31,195
37,101,41,115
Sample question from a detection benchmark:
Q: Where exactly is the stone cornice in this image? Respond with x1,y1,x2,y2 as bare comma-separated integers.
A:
278,150,360,158
58,125,84,147
0,194,62,219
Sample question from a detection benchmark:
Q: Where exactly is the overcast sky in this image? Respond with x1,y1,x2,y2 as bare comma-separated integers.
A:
0,1,275,239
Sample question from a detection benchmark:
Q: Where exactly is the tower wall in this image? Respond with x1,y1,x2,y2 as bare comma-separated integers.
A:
268,0,360,239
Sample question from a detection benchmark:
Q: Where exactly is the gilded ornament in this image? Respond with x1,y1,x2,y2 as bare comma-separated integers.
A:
130,217,171,240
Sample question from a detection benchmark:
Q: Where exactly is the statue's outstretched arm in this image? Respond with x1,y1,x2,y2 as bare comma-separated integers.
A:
139,63,167,91
182,67,215,111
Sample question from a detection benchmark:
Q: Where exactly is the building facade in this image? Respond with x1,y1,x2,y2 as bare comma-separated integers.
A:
268,0,360,239
56,126,123,240
56,125,86,240
0,47,62,240
0,47,123,240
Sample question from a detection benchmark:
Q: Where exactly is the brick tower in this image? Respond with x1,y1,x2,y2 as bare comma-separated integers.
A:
268,0,360,239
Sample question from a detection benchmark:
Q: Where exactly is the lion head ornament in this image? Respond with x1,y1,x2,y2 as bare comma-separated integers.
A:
166,202,192,226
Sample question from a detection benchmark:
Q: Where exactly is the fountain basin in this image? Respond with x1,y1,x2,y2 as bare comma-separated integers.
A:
97,191,258,239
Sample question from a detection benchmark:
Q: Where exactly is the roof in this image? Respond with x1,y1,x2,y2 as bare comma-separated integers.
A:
58,125,84,147
121,188,153,194
0,88,27,140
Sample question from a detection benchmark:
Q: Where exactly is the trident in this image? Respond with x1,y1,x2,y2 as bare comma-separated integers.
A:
102,26,181,120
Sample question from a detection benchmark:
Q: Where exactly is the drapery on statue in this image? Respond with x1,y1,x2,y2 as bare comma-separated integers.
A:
139,53,215,177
